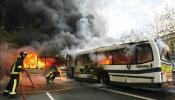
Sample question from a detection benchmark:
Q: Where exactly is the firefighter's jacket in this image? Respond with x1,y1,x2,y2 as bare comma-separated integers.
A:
46,69,57,78
46,68,61,78
10,56,23,75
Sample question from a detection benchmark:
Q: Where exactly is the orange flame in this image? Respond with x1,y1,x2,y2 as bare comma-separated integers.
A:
100,58,112,65
23,52,55,69
98,54,112,65
24,52,38,68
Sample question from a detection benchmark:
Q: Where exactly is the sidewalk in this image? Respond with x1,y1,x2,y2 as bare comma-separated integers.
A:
0,73,73,94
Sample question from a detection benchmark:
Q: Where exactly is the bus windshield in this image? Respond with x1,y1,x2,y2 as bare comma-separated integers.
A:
155,39,170,62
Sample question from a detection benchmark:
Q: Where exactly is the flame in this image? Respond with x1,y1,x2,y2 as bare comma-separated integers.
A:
45,58,55,68
23,52,55,69
98,54,112,65
24,52,38,68
37,57,46,68
100,58,112,65
104,58,112,65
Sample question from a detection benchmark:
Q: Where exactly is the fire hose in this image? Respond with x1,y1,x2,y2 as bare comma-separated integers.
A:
20,73,27,100
19,69,35,100
23,69,35,88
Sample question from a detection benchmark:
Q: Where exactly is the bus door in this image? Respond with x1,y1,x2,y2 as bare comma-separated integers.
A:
66,54,74,78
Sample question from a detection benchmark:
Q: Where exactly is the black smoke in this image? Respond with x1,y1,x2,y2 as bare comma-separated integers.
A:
1,0,81,33
0,0,98,56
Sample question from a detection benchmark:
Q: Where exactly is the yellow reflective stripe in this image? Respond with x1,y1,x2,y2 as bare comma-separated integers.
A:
11,64,20,74
50,74,53,77
11,65,15,73
20,73,22,82
11,79,17,94
47,71,53,77
58,69,63,77
17,65,22,68
10,92,16,95
4,89,9,92
46,73,51,77
49,80,53,83
11,72,20,74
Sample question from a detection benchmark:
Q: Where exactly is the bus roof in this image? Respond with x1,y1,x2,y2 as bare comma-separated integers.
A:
76,40,149,55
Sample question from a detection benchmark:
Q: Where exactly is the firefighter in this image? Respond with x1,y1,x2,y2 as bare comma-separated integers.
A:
3,51,27,96
46,65,61,83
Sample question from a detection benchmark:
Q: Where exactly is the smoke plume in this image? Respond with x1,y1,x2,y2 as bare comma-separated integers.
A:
0,0,107,51
0,0,111,75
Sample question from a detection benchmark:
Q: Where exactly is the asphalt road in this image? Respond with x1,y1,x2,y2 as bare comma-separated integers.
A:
1,80,175,100
0,72,175,100
0,82,141,100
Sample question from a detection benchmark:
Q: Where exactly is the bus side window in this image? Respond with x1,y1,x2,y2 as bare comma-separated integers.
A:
83,54,88,65
84,54,91,65
74,57,77,66
89,53,98,65
76,55,84,66
113,49,131,65
97,52,112,65
136,44,153,63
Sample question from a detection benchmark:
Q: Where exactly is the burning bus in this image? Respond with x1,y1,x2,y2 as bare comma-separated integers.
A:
23,52,65,74
23,52,56,69
66,38,174,88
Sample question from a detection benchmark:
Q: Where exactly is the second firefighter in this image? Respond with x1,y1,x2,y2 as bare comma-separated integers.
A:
46,65,62,83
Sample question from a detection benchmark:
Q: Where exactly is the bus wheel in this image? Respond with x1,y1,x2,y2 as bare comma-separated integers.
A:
99,74,110,85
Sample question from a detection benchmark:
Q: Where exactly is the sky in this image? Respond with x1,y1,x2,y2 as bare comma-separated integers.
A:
90,0,175,39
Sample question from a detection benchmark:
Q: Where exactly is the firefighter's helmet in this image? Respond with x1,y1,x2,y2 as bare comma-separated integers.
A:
20,51,27,58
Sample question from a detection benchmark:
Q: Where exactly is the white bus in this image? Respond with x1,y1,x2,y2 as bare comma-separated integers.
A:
66,39,173,88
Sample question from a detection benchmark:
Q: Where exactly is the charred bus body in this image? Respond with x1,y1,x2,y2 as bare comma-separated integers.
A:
66,39,173,88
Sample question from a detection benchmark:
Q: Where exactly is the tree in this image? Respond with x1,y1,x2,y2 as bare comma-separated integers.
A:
120,6,175,43
149,6,175,36
120,29,147,43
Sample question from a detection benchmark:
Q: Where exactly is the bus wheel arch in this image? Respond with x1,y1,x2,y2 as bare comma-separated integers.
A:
98,71,110,85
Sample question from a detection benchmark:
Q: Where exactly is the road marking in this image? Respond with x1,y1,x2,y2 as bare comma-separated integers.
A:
46,92,55,100
101,88,156,100
8,86,73,94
